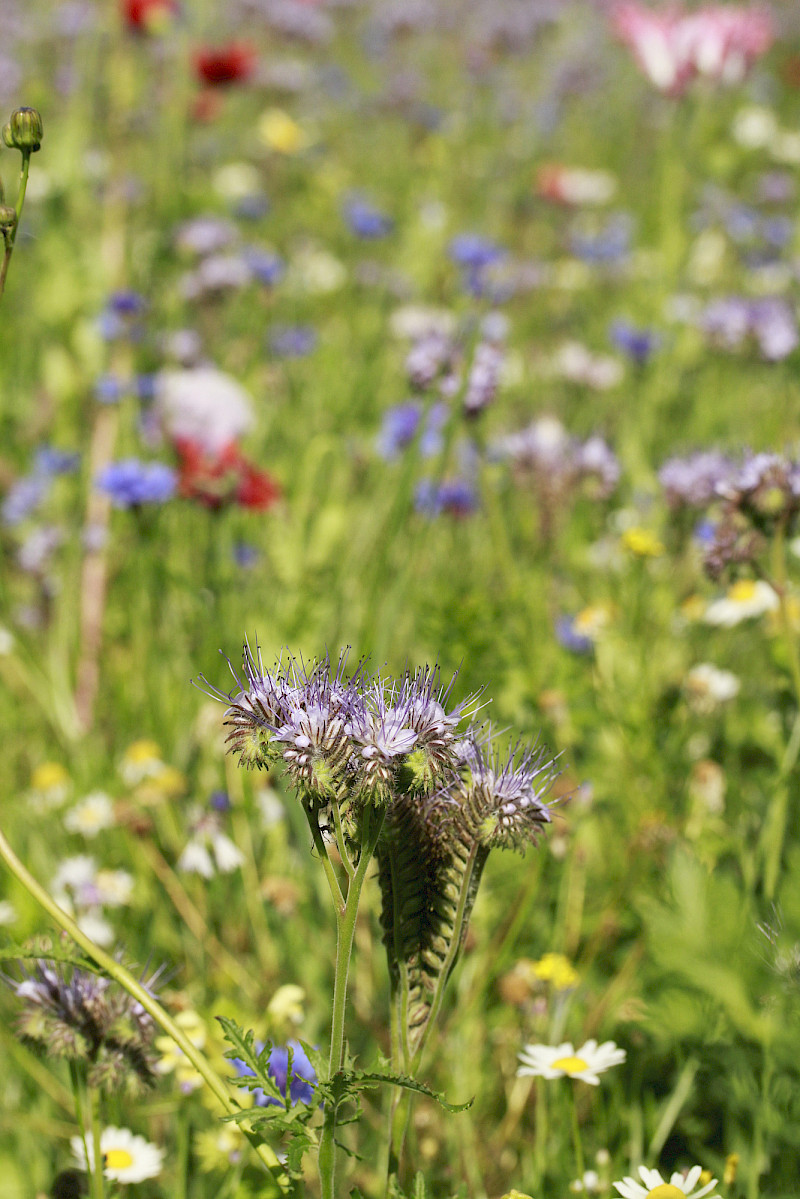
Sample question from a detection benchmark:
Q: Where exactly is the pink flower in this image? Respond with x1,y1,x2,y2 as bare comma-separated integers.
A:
679,7,773,85
612,3,772,97
612,3,694,96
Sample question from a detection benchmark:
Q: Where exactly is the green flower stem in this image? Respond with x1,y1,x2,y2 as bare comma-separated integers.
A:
318,804,386,1199
331,800,355,881
0,823,289,1195
569,1085,585,1184
0,149,31,302
88,1087,106,1199
69,1064,93,1193
308,807,345,913
762,523,800,899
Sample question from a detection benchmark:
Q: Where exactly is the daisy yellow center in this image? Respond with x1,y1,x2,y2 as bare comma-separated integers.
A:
729,580,757,602
105,1149,135,1170
646,1187,685,1199
551,1055,588,1075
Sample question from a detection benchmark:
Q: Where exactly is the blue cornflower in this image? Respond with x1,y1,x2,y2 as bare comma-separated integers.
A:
1,474,49,527
233,1040,316,1108
35,446,80,476
244,247,285,286
96,459,176,508
448,233,506,271
555,615,594,655
108,290,146,316
210,790,232,812
94,374,126,404
232,541,260,569
609,320,660,366
376,402,422,459
415,477,477,517
570,214,632,264
269,324,317,359
343,193,393,239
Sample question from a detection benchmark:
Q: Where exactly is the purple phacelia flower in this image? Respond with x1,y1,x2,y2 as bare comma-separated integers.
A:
415,477,478,517
96,460,176,508
659,450,736,508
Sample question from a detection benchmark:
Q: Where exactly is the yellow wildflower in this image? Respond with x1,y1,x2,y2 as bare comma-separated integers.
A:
258,108,308,154
267,984,305,1031
155,1011,207,1093
621,527,665,557
532,952,579,990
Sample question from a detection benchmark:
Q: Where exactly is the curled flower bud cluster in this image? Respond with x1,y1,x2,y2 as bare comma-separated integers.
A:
660,448,800,578
212,644,556,1055
13,961,158,1095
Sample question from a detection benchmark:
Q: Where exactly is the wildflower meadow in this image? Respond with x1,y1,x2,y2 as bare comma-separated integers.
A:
3,1,800,1197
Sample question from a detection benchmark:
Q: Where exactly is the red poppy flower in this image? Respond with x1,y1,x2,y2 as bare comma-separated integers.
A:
175,439,281,512
123,0,178,33
193,42,257,87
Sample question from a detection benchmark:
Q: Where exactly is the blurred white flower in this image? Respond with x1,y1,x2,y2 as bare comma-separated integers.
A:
72,1126,164,1183
154,367,254,454
684,664,740,712
64,792,116,838
517,1039,626,1085
703,580,779,627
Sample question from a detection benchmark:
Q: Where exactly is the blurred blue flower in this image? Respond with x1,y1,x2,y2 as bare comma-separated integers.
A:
244,248,285,286
233,541,260,569
609,320,660,366
269,325,317,358
415,477,477,517
570,214,632,264
448,234,506,271
555,615,594,655
94,374,126,404
210,790,232,813
233,1040,316,1108
376,402,421,459
35,446,80,476
96,460,176,508
109,290,146,316
343,194,393,239
135,374,157,401
235,195,270,221
1,474,49,527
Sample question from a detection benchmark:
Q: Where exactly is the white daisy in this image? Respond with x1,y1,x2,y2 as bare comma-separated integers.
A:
613,1164,720,1199
64,792,116,838
684,664,740,713
516,1039,626,1085
71,1125,164,1183
703,580,779,628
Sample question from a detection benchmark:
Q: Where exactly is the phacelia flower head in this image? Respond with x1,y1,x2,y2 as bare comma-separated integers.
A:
212,645,365,802
13,961,158,1095
448,738,555,852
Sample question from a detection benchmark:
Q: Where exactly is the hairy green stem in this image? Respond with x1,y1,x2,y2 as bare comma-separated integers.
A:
0,823,288,1194
88,1087,105,1199
318,804,385,1199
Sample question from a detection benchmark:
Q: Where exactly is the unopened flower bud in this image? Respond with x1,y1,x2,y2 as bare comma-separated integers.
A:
4,107,43,152
0,205,17,233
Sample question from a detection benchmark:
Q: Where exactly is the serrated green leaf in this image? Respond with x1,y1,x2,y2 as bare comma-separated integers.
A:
0,940,106,973
325,1067,472,1113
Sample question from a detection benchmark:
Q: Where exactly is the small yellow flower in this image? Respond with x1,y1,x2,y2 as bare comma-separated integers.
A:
723,1155,739,1185
622,527,665,557
30,762,71,809
573,603,613,640
681,595,706,622
194,1125,245,1172
532,952,579,990
267,984,305,1030
156,1011,207,1093
258,108,308,154
120,740,164,785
